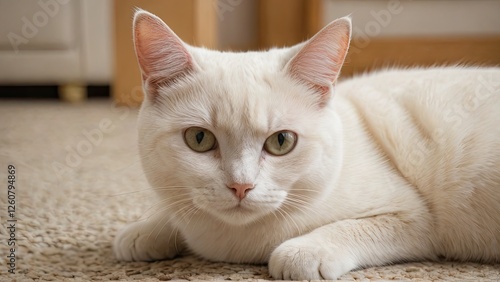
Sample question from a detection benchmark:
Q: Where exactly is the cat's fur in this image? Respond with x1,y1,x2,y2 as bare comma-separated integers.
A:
114,10,500,280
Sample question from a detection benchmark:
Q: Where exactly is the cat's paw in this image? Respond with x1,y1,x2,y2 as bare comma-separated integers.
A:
268,237,356,280
113,220,181,261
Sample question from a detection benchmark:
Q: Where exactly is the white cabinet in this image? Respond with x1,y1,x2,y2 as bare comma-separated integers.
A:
0,0,112,85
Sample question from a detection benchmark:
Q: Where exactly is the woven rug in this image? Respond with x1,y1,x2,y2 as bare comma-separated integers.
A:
1,100,499,281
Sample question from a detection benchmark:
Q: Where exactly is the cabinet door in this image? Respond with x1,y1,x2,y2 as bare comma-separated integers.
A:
0,0,80,84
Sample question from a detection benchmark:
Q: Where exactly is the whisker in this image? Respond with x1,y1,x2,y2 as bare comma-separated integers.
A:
105,188,162,197
147,212,172,241
151,203,195,242
274,208,296,236
140,197,193,221
101,185,201,201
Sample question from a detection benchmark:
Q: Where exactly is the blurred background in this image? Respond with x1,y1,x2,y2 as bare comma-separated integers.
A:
0,0,499,106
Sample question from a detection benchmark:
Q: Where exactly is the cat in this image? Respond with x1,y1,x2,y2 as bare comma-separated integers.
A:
113,9,500,280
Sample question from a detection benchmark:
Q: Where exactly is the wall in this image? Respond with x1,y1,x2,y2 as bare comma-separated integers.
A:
323,0,500,37
321,0,500,75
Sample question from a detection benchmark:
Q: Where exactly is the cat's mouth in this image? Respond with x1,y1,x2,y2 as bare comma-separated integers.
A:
223,203,254,213
216,200,271,220
213,204,268,226
196,192,283,225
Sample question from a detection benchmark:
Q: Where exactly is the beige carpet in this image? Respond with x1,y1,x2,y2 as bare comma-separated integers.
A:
0,99,499,281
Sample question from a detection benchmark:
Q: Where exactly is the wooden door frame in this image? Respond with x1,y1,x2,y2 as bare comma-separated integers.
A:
258,0,322,48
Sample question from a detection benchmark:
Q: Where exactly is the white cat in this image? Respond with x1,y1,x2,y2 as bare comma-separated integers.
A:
114,9,500,280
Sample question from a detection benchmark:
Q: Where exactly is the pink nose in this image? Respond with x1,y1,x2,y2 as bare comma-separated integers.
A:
227,183,254,200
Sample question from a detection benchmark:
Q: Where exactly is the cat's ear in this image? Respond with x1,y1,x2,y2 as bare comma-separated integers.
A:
133,9,198,99
285,17,351,103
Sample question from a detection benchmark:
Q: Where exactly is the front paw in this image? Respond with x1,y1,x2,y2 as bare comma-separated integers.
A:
113,220,181,262
269,237,356,280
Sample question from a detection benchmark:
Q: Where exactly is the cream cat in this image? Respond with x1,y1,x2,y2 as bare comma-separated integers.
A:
114,10,500,280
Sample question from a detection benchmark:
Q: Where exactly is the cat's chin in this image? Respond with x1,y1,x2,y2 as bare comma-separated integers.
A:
206,204,274,226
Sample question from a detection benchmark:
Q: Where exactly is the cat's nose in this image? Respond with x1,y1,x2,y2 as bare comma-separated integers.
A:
227,183,254,200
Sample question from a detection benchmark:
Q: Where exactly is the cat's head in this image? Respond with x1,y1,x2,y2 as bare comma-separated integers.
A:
133,10,351,226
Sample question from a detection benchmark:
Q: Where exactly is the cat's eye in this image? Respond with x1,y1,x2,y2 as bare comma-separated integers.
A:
264,131,297,156
184,127,217,152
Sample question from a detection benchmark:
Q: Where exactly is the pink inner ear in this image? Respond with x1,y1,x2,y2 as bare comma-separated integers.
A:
287,18,351,100
133,12,196,96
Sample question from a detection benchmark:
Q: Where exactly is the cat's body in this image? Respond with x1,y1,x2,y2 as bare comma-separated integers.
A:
114,10,500,280
335,68,500,262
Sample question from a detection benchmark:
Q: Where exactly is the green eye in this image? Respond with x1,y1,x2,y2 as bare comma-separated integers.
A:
184,127,217,152
264,131,297,156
